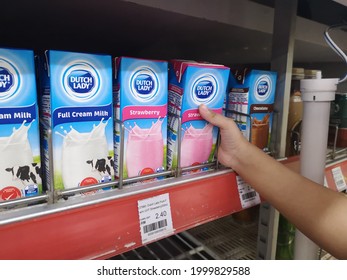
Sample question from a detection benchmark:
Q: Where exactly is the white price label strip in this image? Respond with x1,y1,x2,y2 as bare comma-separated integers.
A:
138,193,174,244
331,166,347,192
236,175,261,208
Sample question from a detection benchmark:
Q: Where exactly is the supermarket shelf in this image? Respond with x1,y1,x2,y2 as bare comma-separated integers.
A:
111,210,337,260
110,232,220,260
186,213,258,260
280,152,347,193
1,154,346,260
1,0,346,65
112,213,259,260
0,168,251,260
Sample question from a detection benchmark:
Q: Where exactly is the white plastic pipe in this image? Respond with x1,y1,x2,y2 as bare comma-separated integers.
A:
294,77,338,259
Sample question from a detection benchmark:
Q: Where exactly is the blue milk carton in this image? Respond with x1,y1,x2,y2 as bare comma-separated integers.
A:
38,50,114,191
167,60,230,170
114,57,168,179
0,48,42,201
227,69,277,151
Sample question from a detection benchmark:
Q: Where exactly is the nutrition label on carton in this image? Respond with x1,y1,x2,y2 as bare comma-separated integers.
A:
138,193,174,244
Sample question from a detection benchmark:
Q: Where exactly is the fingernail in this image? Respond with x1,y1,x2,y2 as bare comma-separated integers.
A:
199,104,208,112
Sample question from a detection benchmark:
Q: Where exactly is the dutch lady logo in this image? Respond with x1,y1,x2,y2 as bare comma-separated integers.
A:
0,58,20,101
130,67,159,102
63,62,100,101
191,74,218,105
254,75,272,101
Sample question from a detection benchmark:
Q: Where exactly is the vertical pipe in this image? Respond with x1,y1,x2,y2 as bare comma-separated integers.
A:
294,78,338,259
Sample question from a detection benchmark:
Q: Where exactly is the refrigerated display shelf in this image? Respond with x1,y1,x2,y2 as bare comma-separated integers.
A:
113,210,337,261
0,168,251,260
186,213,258,260
111,213,258,260
110,232,220,260
189,215,337,260
1,155,346,260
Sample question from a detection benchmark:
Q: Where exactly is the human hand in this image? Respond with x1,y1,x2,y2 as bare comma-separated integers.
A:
198,104,248,168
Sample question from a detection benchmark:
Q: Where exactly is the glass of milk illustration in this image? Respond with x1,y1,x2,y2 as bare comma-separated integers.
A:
1,121,34,167
37,50,114,191
126,118,163,177
114,57,168,180
167,60,230,171
57,119,110,189
227,69,277,152
0,48,41,200
180,123,213,167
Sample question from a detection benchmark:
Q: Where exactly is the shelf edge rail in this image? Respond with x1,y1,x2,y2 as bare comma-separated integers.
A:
0,114,223,211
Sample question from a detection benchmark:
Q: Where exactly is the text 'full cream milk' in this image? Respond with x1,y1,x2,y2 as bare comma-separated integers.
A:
168,60,230,170
0,48,42,201
227,69,277,152
114,57,168,179
38,50,114,191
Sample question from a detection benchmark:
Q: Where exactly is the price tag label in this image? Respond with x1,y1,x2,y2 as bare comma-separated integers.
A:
138,193,174,244
236,175,261,208
331,166,347,192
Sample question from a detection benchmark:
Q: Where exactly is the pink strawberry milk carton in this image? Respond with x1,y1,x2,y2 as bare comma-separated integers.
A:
114,57,168,179
167,60,230,170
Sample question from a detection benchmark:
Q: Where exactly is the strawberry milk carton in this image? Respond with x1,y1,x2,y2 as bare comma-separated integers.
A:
114,57,168,179
167,60,230,170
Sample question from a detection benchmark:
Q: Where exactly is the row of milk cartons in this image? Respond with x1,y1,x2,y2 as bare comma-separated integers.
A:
0,47,277,201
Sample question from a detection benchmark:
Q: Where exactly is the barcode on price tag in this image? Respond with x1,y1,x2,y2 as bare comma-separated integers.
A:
138,193,174,244
331,166,347,192
236,175,261,208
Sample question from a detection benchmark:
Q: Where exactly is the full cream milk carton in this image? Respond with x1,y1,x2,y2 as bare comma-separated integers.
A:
38,50,114,191
168,60,230,170
227,69,277,151
0,48,42,201
114,57,168,179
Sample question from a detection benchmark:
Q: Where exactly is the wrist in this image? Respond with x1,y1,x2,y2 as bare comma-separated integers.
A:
229,136,252,171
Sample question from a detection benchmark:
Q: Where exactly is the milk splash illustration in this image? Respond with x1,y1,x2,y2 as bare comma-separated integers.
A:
180,123,213,167
56,118,112,189
126,118,163,177
0,120,33,162
0,120,41,197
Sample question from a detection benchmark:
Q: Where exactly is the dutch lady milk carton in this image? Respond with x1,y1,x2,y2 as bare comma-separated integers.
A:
114,57,168,179
227,69,277,151
38,50,114,191
0,48,42,201
168,60,230,170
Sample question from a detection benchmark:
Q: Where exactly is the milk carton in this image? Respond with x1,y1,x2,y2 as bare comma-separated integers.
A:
227,69,277,151
38,50,114,191
168,60,230,170
0,48,42,201
114,57,168,180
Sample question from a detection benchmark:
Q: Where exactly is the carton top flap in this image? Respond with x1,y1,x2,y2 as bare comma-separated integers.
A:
170,59,229,83
232,68,249,85
231,68,277,85
115,56,168,80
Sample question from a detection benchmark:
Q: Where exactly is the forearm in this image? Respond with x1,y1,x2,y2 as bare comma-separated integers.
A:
198,104,347,258
231,140,347,259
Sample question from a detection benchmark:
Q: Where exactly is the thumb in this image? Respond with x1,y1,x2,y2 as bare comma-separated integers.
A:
198,104,230,129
